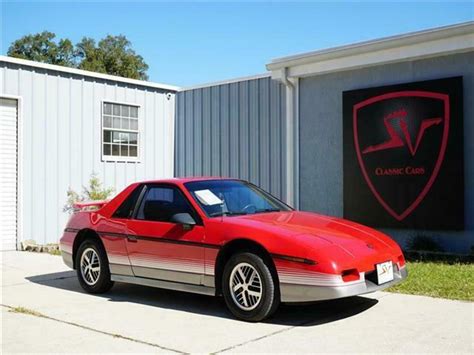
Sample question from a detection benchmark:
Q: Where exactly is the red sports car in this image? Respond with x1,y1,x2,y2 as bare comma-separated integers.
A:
60,178,407,321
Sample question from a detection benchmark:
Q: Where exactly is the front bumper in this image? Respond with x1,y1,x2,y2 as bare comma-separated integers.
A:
280,266,407,303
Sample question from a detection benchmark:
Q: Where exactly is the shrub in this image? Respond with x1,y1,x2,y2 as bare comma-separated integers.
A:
63,173,114,213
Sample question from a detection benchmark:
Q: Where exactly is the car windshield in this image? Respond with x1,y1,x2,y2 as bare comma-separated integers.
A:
184,180,292,217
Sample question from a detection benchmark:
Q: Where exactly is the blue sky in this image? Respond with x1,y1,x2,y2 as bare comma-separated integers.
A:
1,1,473,87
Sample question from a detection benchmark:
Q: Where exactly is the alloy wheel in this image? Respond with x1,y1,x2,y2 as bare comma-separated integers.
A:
229,262,263,311
80,247,101,286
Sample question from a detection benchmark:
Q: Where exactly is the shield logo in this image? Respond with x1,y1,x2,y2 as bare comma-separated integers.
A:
353,91,450,221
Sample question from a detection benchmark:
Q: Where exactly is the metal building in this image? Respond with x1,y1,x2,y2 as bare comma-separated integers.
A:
176,22,474,254
0,56,178,249
1,21,473,254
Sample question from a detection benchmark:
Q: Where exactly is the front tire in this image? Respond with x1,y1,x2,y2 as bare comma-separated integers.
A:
222,252,280,322
75,239,114,294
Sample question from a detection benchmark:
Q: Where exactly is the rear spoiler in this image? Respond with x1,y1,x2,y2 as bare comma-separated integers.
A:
73,200,109,212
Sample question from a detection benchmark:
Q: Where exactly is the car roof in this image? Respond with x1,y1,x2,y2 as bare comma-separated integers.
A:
136,176,241,185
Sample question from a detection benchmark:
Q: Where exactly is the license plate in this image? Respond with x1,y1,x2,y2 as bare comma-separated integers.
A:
376,261,394,285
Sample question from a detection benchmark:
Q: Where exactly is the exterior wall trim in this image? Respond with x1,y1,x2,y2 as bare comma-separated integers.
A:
181,73,271,91
0,55,180,92
267,21,474,79
1,94,23,250
101,99,141,107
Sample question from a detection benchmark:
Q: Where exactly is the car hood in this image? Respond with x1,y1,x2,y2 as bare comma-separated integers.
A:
232,211,398,257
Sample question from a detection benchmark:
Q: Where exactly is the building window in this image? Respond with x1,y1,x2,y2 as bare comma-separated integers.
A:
102,102,139,161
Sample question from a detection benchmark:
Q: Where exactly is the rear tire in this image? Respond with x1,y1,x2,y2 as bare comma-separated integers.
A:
222,252,280,322
75,239,114,294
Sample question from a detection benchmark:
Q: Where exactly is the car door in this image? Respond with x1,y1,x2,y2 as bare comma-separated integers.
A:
95,184,145,277
126,184,206,285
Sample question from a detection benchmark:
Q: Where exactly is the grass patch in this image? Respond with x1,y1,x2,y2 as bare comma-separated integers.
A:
9,306,44,317
48,249,62,256
388,261,474,301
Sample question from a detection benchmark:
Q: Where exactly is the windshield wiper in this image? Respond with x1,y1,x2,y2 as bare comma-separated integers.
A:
254,208,280,213
209,211,249,217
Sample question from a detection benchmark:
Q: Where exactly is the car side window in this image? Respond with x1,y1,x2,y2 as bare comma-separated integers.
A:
112,185,143,219
135,185,195,223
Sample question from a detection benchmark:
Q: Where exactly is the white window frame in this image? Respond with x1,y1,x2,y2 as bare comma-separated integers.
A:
101,100,141,163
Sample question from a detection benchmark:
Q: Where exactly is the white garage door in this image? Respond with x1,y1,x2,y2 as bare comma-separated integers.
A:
0,98,18,251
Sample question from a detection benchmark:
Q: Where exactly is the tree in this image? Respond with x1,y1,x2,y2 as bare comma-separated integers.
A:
75,37,105,74
7,31,76,67
8,32,149,80
77,35,149,80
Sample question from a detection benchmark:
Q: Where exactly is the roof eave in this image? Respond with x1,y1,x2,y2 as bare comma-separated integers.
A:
266,21,474,77
0,55,180,92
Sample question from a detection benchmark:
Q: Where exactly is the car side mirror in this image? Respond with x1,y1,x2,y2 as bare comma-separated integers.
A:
170,213,196,230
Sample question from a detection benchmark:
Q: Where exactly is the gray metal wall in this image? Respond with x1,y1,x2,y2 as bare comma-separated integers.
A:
175,76,287,200
299,51,474,253
0,61,175,245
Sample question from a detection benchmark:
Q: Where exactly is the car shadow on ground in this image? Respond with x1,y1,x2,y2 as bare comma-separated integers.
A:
26,271,378,326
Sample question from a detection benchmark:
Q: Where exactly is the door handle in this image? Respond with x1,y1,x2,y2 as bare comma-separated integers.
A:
127,235,138,243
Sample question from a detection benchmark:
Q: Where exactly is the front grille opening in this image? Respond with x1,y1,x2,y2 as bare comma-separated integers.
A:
341,268,360,282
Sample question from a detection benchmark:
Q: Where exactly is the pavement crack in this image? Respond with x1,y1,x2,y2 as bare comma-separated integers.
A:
213,298,373,353
211,324,298,354
2,304,186,354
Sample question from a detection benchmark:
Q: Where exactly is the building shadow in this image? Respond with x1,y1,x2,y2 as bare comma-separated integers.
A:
26,271,378,326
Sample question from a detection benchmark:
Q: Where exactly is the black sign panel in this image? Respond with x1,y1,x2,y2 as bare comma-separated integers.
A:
343,77,463,229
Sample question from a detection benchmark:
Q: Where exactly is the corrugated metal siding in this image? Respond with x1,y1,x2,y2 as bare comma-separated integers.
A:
175,76,287,200
0,62,175,245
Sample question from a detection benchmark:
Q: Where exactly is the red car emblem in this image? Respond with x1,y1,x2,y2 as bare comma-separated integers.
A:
353,91,450,221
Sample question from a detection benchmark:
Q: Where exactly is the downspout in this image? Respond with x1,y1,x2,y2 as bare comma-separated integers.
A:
280,67,297,208
280,66,294,90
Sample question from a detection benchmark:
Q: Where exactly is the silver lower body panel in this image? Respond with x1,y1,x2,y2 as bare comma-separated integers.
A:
111,274,215,296
61,251,74,269
280,267,408,303
109,263,134,276
131,266,202,285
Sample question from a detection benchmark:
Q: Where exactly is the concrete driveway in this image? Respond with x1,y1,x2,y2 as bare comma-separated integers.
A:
1,251,472,353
